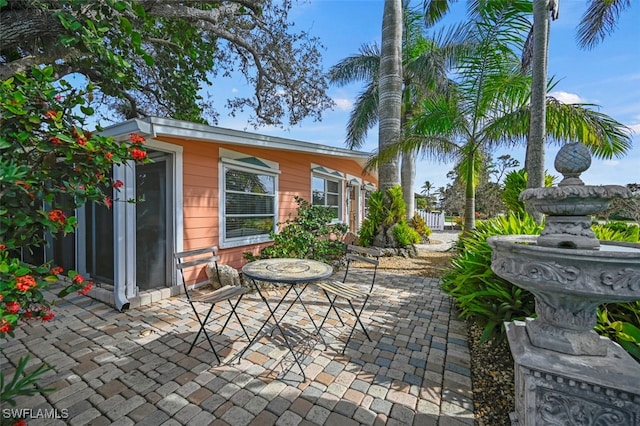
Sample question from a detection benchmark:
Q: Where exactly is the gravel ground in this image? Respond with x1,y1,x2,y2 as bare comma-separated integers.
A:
377,232,515,425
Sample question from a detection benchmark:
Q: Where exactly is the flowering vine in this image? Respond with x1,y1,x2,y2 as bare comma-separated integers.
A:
0,66,148,338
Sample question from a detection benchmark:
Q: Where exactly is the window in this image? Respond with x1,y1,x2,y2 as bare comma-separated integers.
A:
312,169,343,221
362,182,376,218
221,158,277,247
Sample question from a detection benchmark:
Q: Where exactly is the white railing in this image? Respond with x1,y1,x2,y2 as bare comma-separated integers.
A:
415,210,446,231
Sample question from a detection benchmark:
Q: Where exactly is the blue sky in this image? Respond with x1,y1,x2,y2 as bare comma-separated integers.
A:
214,0,640,193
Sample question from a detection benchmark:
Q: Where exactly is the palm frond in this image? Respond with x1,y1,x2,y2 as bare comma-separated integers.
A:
545,98,632,159
484,97,633,159
422,0,455,27
345,82,379,149
327,43,380,86
577,0,632,50
366,133,461,172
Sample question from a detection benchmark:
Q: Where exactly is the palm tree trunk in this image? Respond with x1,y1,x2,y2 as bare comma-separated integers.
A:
401,154,415,219
378,0,402,191
525,0,550,223
463,151,476,233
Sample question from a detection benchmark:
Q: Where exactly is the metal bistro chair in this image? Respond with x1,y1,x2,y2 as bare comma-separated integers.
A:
316,245,381,353
175,246,251,362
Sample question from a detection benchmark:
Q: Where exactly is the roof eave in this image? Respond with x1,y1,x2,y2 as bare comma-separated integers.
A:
100,117,373,166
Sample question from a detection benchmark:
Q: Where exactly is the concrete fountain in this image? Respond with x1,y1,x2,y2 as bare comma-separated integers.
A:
488,141,640,425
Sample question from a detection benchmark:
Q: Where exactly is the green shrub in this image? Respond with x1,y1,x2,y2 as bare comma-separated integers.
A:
442,216,640,362
502,169,555,215
358,191,385,247
593,221,639,242
243,196,348,264
441,213,543,342
393,220,422,246
358,185,410,247
596,302,640,362
410,213,432,239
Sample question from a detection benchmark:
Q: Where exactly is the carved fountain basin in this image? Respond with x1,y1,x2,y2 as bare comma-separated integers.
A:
489,235,640,299
488,235,640,356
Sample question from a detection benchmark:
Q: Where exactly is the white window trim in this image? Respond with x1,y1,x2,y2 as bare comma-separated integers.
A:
311,166,345,223
219,154,279,249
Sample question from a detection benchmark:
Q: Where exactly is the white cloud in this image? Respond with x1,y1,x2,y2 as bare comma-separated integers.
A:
602,159,621,166
548,91,586,104
333,98,353,111
627,123,640,135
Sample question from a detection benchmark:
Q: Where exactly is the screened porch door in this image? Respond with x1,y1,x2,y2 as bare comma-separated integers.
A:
83,149,174,291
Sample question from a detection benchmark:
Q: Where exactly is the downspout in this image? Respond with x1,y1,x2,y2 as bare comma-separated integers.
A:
113,163,130,312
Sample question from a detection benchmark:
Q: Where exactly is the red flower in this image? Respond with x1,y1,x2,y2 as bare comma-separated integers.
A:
48,209,66,225
5,301,20,314
0,320,11,333
113,179,124,189
0,244,5,251
50,136,61,146
76,136,87,146
129,133,145,144
44,110,57,120
51,266,64,275
42,312,55,322
105,152,114,162
78,281,94,296
15,276,37,292
104,196,113,208
73,274,85,285
130,147,147,161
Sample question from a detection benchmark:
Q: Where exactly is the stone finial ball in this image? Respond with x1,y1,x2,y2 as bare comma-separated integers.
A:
554,142,591,177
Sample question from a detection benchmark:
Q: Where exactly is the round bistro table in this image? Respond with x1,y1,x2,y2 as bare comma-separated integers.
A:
240,258,334,379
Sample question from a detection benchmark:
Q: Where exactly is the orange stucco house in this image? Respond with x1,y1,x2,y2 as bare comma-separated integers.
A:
64,117,377,310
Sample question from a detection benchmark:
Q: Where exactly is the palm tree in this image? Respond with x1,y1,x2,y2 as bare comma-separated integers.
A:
377,0,403,191
526,0,632,217
425,0,634,206
329,2,466,217
420,180,434,197
379,2,631,234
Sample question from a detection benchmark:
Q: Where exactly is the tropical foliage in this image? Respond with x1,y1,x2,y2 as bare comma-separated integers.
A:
410,213,432,241
440,214,542,342
358,185,421,247
0,66,149,408
441,215,640,362
501,168,555,216
1,66,148,337
329,1,467,212
377,0,631,234
244,196,348,264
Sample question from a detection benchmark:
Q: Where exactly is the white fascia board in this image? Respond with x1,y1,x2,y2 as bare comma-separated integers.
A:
101,117,372,164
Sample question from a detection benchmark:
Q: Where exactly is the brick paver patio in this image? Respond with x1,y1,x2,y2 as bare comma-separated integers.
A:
1,268,473,426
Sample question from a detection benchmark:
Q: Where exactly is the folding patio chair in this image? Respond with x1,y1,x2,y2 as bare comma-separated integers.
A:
316,244,381,353
175,246,251,361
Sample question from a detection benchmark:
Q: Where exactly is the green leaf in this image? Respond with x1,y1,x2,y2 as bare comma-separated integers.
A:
131,32,142,49
120,16,132,33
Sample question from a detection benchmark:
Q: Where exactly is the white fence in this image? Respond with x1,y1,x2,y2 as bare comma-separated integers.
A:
415,210,446,231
